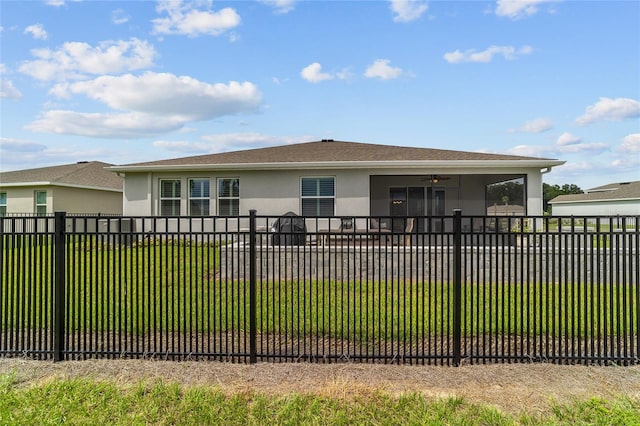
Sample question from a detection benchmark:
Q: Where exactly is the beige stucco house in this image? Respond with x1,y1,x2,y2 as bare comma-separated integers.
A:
549,181,640,216
0,161,123,216
108,140,564,226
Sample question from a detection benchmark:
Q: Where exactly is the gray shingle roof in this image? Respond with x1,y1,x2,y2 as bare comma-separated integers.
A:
550,181,640,203
119,140,557,167
0,161,122,191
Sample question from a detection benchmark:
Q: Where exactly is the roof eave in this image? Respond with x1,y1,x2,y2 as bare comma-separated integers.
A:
109,159,566,173
0,181,122,192
550,197,640,205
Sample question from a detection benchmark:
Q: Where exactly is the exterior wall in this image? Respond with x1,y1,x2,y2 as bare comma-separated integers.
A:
52,186,122,214
0,185,121,215
0,186,49,214
122,167,547,217
123,169,370,217
551,200,640,216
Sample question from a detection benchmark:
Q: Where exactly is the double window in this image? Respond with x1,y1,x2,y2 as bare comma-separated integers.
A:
301,177,335,216
35,191,47,216
218,178,239,216
189,179,210,216
159,178,239,216
160,179,181,215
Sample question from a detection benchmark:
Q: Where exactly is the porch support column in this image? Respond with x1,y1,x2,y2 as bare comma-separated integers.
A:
526,171,544,230
526,171,543,215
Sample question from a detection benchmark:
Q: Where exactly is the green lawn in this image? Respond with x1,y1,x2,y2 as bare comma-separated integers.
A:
2,237,637,341
1,374,638,426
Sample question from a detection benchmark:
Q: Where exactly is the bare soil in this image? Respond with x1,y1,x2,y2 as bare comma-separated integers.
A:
1,358,639,416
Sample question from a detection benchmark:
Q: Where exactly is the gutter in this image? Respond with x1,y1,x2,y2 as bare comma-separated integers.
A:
108,159,566,173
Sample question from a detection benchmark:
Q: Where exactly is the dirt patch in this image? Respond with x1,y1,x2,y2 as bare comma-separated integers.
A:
1,358,639,415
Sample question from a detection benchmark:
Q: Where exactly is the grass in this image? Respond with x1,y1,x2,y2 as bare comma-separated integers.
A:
2,236,637,341
1,373,638,425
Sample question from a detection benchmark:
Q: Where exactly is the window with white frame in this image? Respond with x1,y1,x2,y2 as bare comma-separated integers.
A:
35,191,47,216
160,179,181,216
217,178,239,216
189,178,210,216
301,177,335,216
0,192,6,217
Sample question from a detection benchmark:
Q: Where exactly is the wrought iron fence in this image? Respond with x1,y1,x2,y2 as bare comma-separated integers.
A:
1,211,638,365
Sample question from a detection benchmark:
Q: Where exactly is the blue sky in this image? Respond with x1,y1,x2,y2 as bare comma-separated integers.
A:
1,0,639,190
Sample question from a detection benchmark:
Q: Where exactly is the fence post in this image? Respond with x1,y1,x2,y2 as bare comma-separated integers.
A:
453,209,462,366
53,211,66,362
249,209,257,363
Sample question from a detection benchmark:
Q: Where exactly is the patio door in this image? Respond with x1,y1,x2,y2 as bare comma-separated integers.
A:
390,187,424,231
390,186,445,232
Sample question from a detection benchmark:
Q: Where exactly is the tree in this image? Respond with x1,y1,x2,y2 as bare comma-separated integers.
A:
543,183,583,213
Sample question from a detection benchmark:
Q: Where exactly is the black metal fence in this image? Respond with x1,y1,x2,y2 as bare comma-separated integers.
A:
1,211,638,365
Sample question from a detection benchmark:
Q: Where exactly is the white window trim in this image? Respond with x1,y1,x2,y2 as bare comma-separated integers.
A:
217,177,240,216
188,178,211,216
0,192,6,216
300,176,336,216
34,190,47,215
159,179,182,216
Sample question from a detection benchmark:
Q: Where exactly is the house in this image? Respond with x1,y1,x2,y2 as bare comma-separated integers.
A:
0,161,123,216
108,140,564,228
549,181,640,217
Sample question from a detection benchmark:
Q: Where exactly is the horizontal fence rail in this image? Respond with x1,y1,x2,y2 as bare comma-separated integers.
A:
1,212,638,365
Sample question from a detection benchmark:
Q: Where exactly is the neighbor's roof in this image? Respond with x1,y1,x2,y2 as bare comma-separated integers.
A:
0,161,122,191
550,181,640,204
110,140,564,172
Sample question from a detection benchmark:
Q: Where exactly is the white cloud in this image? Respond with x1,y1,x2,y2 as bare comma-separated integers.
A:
19,38,157,81
0,79,22,99
153,0,240,37
154,133,311,154
111,9,130,25
504,136,609,158
444,45,532,63
557,142,609,154
390,0,428,23
495,0,556,20
50,72,262,119
556,132,581,146
29,72,262,138
620,133,640,153
0,138,114,171
0,137,47,153
509,117,553,133
301,62,334,83
364,59,404,80
505,144,550,158
575,97,640,125
260,0,298,14
24,24,48,40
27,110,186,138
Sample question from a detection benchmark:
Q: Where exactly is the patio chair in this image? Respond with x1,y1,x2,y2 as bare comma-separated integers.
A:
369,218,391,243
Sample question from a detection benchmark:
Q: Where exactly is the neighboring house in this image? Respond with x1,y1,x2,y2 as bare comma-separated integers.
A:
549,181,640,216
0,161,123,216
109,140,564,227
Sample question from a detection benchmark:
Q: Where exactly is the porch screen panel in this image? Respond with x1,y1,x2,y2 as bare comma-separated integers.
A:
218,178,239,216
301,177,335,216
160,179,181,216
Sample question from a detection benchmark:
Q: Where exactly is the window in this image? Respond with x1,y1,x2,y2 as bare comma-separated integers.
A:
218,178,239,216
160,179,181,215
35,191,47,215
0,192,6,217
189,179,210,216
301,177,335,216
